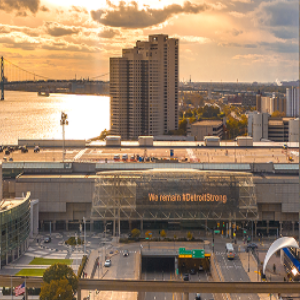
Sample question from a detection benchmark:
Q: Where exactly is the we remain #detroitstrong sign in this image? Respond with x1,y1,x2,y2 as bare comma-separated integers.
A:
136,179,240,213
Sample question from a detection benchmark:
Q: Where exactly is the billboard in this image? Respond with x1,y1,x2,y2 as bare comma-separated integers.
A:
136,178,240,213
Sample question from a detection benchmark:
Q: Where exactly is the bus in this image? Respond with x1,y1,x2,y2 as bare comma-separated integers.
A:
225,243,235,260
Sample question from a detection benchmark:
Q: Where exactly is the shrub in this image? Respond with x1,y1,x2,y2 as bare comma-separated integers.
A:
160,230,166,238
187,232,193,240
65,237,84,246
131,228,141,238
77,255,88,278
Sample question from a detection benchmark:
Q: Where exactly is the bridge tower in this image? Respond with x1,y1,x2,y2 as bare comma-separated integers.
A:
1,56,4,100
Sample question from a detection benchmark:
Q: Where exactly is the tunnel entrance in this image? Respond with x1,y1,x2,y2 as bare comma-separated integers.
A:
142,256,175,273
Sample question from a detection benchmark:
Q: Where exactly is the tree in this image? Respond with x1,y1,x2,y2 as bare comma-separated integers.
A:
42,263,78,296
160,229,166,238
131,228,141,238
187,231,193,240
271,111,285,117
145,231,152,238
40,278,73,300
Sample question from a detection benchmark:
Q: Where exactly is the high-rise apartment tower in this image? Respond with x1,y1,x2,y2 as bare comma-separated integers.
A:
110,34,179,139
286,87,299,117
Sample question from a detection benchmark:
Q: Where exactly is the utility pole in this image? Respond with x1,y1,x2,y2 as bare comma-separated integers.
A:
1,56,4,101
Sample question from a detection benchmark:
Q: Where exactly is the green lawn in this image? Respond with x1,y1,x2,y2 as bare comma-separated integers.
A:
15,269,45,277
29,258,73,265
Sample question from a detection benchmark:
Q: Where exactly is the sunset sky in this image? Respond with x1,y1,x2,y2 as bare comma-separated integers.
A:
0,0,298,82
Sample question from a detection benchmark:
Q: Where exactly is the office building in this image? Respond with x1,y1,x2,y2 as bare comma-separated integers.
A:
110,34,179,139
191,120,223,141
248,114,299,142
286,87,299,117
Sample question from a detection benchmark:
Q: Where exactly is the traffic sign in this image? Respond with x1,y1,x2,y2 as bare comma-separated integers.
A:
192,249,205,259
214,230,220,234
244,230,247,234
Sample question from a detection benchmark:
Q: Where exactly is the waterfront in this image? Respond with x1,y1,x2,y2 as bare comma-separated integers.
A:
0,91,110,145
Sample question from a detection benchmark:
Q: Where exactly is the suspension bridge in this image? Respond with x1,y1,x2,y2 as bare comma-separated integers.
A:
0,56,109,100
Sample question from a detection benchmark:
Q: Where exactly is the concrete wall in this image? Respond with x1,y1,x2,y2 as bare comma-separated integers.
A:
18,139,86,147
11,171,299,224
254,175,299,221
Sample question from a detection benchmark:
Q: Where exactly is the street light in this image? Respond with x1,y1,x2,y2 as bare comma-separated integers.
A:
83,217,86,254
60,112,68,162
104,222,112,260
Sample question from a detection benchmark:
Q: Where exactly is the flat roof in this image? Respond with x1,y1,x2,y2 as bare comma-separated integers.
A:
192,120,223,126
269,120,284,126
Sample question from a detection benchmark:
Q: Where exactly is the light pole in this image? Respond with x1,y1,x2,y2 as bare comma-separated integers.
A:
83,217,86,254
104,222,112,260
60,112,68,162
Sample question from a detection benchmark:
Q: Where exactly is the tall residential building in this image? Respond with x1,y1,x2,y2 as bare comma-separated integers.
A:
110,34,179,139
286,87,299,117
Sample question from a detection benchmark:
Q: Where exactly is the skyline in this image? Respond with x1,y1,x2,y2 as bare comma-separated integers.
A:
0,0,298,82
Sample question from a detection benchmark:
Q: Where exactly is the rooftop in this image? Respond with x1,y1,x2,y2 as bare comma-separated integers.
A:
192,120,223,126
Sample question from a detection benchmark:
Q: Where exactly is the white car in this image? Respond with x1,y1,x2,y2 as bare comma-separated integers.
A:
104,259,111,267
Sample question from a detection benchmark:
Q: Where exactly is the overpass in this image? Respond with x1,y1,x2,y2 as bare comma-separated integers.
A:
1,276,300,300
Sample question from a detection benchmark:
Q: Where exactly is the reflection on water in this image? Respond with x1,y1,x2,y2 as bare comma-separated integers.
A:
0,91,110,144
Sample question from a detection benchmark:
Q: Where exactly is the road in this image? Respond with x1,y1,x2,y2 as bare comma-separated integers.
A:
214,246,260,300
189,271,214,300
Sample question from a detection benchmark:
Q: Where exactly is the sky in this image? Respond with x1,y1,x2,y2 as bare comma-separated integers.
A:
0,0,298,82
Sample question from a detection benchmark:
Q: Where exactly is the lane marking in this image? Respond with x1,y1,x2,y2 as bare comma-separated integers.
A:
74,148,88,161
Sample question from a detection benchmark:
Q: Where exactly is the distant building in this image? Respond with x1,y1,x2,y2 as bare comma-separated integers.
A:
259,96,286,115
286,87,299,117
248,114,299,142
110,34,179,140
191,120,223,141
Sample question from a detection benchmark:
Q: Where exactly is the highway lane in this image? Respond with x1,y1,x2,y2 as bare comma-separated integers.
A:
215,250,259,300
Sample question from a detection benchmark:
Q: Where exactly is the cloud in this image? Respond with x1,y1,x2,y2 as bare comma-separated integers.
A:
98,28,119,38
40,5,49,12
229,11,245,18
44,22,81,37
231,0,252,3
259,41,298,53
219,42,257,48
91,1,210,28
231,29,243,36
176,35,210,44
69,6,88,14
0,0,40,13
255,0,298,28
271,27,298,40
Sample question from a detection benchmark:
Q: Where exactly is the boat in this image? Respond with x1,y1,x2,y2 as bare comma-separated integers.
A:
38,91,50,97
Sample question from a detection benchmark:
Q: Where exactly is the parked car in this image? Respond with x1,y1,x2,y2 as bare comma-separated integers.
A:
104,259,111,267
5,149,10,155
21,146,28,153
198,265,204,272
9,157,13,162
44,237,51,243
34,146,40,153
123,249,129,256
246,243,258,252
122,154,128,162
183,273,189,281
3,157,7,162
0,146,3,152
113,155,120,162
195,293,201,300
130,156,136,162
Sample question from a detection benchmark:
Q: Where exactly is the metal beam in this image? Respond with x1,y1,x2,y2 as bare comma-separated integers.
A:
78,280,300,294
2,276,300,294
1,56,4,100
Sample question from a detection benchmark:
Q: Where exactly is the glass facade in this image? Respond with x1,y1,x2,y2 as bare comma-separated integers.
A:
0,197,30,267
92,169,257,221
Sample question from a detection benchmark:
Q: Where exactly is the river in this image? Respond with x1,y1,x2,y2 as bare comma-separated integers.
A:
0,91,110,145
